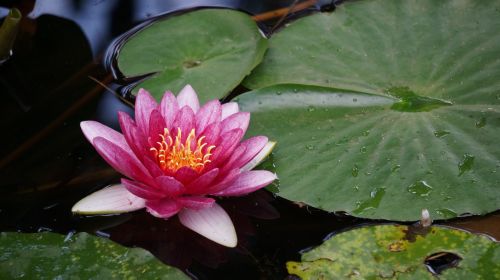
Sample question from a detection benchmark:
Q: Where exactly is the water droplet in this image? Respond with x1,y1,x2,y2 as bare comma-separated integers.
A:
362,130,370,136
391,165,401,172
435,208,457,218
306,144,315,150
407,180,432,197
475,116,486,128
276,91,282,95
293,88,298,93
353,98,358,102
352,164,359,177
458,154,475,176
434,130,450,138
307,106,315,112
353,185,359,191
353,187,386,214
360,146,367,153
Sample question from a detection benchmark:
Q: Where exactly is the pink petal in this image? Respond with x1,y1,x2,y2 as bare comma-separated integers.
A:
172,106,195,141
221,102,239,120
213,170,277,197
186,168,220,194
148,109,166,144
218,145,247,177
118,112,149,159
93,137,155,186
146,198,181,219
206,168,240,194
221,136,268,173
241,141,276,172
177,84,200,113
121,178,164,200
195,100,221,134
160,91,179,130
209,129,244,167
142,156,167,178
199,122,221,146
81,121,130,153
155,176,185,197
135,88,158,135
72,184,145,214
177,196,215,210
174,166,199,185
220,112,250,135
178,203,237,247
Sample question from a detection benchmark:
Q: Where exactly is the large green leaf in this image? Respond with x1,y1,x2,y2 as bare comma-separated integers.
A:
287,225,500,279
237,84,500,220
243,0,500,105
0,232,188,279
238,0,500,221
116,9,267,103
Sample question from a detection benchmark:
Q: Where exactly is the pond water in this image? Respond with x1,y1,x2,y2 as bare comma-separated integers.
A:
0,0,499,279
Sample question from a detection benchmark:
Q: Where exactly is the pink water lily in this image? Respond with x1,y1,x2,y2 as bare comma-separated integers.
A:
72,85,277,247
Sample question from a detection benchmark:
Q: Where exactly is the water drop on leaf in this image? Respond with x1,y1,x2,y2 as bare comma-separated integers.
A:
352,164,359,177
475,116,486,128
434,130,450,138
458,154,475,176
407,181,432,197
436,208,457,218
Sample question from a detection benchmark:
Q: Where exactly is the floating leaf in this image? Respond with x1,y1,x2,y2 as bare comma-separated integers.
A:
244,0,500,105
0,232,188,279
237,84,499,220
238,0,500,221
115,9,267,103
287,225,500,279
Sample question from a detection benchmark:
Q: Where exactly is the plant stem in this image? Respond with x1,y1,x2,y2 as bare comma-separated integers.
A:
0,8,22,61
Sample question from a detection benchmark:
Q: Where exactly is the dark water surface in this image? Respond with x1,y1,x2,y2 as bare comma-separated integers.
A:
0,1,498,279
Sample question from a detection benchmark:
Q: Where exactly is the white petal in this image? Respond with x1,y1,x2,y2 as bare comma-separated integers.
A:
72,184,146,215
178,203,237,248
221,102,239,120
241,141,276,172
177,84,200,112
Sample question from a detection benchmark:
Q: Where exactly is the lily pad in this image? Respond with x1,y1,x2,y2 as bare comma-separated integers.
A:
116,9,267,103
236,84,500,220
243,0,500,104
287,225,500,279
0,232,188,279
237,0,500,221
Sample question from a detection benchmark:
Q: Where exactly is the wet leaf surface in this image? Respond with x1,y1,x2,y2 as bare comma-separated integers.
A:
237,0,500,221
0,231,188,279
115,9,267,103
237,84,500,221
287,225,500,279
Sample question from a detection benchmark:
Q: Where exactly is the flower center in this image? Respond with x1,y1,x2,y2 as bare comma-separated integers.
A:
150,128,215,173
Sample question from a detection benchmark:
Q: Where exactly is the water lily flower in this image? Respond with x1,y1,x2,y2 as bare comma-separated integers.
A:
72,85,276,247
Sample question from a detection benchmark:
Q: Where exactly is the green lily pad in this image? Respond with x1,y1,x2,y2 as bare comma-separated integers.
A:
287,225,500,279
0,232,188,279
236,84,500,220
244,0,500,105
116,9,267,103
237,0,500,221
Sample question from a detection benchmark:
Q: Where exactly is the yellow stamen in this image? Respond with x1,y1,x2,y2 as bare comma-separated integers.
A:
149,128,215,172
